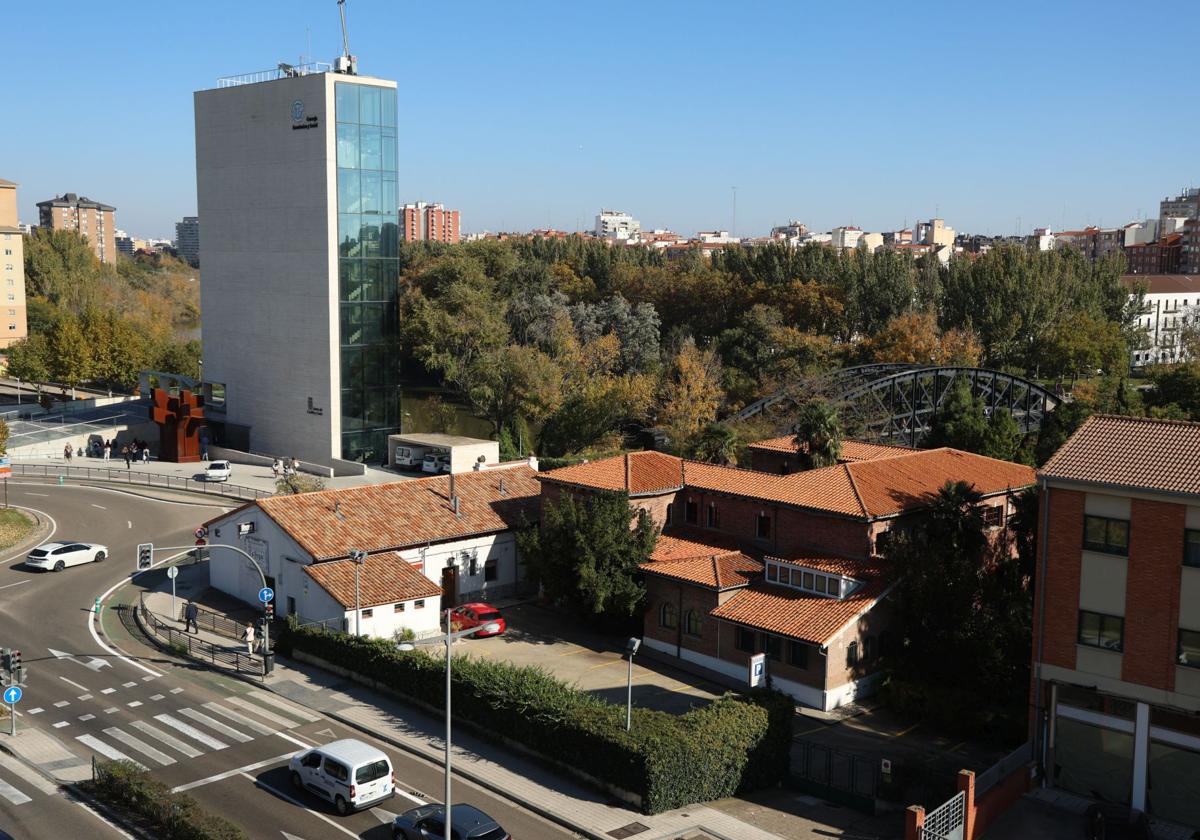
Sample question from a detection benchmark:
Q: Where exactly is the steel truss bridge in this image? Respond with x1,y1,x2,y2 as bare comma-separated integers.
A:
734,363,1061,448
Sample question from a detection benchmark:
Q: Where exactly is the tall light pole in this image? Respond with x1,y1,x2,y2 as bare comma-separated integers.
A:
625,637,641,732
349,549,367,636
400,610,499,840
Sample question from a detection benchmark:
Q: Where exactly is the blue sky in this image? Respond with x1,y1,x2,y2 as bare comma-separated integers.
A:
3,0,1197,240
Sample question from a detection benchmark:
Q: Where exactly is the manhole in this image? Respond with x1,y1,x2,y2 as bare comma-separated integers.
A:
607,822,650,838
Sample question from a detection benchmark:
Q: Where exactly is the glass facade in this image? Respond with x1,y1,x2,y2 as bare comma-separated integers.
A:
335,82,400,461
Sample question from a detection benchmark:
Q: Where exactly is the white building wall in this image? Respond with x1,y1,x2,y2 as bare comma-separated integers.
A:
399,531,522,603
342,595,441,639
1131,290,1199,366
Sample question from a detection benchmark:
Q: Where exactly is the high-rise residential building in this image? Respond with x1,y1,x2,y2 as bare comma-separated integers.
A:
1183,219,1200,275
114,230,135,258
195,62,401,469
35,192,118,264
1033,415,1200,829
400,202,460,243
175,216,200,266
594,209,640,241
1160,187,1200,226
0,180,29,349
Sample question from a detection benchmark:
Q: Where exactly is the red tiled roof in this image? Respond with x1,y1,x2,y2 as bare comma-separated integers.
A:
1120,274,1200,295
712,573,892,645
1039,414,1200,498
223,466,540,561
768,553,884,580
747,435,913,462
304,552,442,609
537,451,683,495
651,529,753,561
640,552,761,591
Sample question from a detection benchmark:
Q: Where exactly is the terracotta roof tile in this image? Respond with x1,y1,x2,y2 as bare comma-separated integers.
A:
640,552,761,591
538,451,683,495
1039,414,1200,498
712,574,892,645
238,465,539,561
651,528,756,561
768,553,884,580
1120,274,1200,295
747,435,914,462
304,552,442,609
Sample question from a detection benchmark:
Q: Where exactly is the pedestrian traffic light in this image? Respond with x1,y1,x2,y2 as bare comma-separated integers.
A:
264,602,274,620
136,543,153,571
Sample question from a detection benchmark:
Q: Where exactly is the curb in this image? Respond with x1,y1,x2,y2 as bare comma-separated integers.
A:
11,475,261,507
64,782,159,840
0,506,53,556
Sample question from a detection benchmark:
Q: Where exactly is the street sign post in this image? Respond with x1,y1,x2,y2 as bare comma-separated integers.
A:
4,685,21,735
167,565,179,617
747,652,767,689
257,588,274,670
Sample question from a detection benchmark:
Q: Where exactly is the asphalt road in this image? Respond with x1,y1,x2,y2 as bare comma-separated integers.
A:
0,482,580,840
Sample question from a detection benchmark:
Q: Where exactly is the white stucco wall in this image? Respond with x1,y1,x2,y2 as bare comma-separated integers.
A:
398,531,522,602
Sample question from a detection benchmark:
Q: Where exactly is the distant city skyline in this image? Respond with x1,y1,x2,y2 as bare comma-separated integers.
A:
3,0,1198,240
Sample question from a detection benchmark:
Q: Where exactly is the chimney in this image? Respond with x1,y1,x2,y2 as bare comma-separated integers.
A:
499,478,506,496
527,453,539,471
449,471,456,501
624,454,631,490
453,496,460,518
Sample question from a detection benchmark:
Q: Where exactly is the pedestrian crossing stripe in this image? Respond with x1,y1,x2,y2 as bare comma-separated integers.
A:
177,708,253,744
201,702,275,736
130,720,202,758
103,727,176,766
0,778,32,806
154,713,229,751
76,734,148,771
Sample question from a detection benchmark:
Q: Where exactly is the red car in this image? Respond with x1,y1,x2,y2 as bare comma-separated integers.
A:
450,603,507,637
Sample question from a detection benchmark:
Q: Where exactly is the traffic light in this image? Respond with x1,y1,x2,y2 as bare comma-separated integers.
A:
11,650,21,685
264,602,275,621
0,649,9,677
136,543,153,571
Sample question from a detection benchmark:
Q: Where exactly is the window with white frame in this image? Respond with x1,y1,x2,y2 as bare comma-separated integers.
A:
766,559,854,599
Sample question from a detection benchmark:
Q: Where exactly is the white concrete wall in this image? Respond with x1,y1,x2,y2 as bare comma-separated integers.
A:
399,531,522,602
343,595,441,640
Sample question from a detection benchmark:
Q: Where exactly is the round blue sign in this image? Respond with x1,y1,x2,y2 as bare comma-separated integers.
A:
258,587,274,604
3,686,21,705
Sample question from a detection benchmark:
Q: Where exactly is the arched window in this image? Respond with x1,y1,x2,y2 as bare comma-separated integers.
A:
659,602,677,629
684,609,703,637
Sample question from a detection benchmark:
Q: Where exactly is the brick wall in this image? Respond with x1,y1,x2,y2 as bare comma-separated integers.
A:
1037,487,1084,670
749,449,794,475
1121,498,1185,689
715,620,825,690
825,596,895,691
643,576,722,659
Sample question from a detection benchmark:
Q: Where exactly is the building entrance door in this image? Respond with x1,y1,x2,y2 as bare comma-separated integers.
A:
441,566,457,608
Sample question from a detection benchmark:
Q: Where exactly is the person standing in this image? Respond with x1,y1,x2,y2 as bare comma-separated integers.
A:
103,439,112,461
184,601,199,634
272,458,281,480
122,444,132,469
64,443,72,462
241,621,256,655
141,445,150,464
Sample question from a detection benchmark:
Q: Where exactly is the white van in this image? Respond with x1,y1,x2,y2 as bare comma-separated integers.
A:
421,450,450,474
393,446,426,469
288,739,394,815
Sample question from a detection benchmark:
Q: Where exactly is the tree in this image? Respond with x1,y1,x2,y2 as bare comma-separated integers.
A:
1034,398,1094,465
1145,362,1200,420
515,491,656,619
0,418,8,455
792,398,843,469
275,474,326,495
4,334,52,383
926,379,989,453
156,340,202,381
659,338,723,451
687,422,740,466
866,311,981,367
48,313,93,389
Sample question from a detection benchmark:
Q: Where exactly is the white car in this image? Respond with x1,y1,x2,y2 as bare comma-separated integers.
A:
421,452,451,474
26,542,108,572
205,460,232,482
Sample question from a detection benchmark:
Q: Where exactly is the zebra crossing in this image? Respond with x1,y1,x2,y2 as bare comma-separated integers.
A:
0,687,322,807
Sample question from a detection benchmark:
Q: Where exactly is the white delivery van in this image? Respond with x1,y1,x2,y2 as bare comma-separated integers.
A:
393,446,427,469
289,739,394,815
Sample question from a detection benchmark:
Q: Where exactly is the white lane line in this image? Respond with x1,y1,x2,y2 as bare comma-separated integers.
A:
53,701,69,708
221,696,300,729
0,778,32,805
0,580,30,591
127,701,142,708
130,720,202,758
239,772,359,839
170,687,184,694
149,694,164,701
79,714,95,722
103,707,119,714
78,694,92,701
274,731,314,750
75,799,137,839
177,707,253,743
52,722,69,729
22,492,49,497
202,702,277,736
154,713,228,751
101,688,116,695
27,708,43,715
122,681,137,688
90,503,106,509
88,547,182,679
59,676,89,693
126,520,131,529
141,675,155,682
76,735,147,770
103,727,176,766
169,750,297,793
240,691,321,723
0,752,57,795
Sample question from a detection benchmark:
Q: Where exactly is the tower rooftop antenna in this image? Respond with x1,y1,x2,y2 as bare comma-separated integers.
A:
334,0,358,75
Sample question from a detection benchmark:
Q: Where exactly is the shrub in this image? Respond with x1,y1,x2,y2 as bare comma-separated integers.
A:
281,621,790,813
87,760,247,840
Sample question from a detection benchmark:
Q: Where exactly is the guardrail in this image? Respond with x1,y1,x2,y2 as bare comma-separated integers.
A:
10,464,272,501
138,596,263,676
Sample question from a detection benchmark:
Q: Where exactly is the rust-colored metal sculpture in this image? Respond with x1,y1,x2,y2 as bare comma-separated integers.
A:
150,387,207,463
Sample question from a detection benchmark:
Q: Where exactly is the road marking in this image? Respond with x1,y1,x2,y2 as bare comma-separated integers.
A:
122,681,137,688
0,752,57,795
130,720,202,758
585,657,623,671
101,688,116,695
170,687,184,694
23,492,49,497
76,734,147,770
127,701,142,708
154,713,229,751
89,548,181,679
892,722,919,739
239,773,359,838
79,714,95,722
53,701,70,708
0,778,32,805
947,741,966,754
222,695,304,729
141,675,156,681
274,732,314,750
202,701,277,736
149,694,165,701
103,707,118,714
90,503,106,509
104,727,176,766
27,708,42,715
178,707,254,743
52,721,69,728
78,694,92,701
127,520,131,529
0,505,56,568
59,676,89,693
169,751,297,793
0,580,30,591
242,691,321,722
556,647,589,657
75,799,138,839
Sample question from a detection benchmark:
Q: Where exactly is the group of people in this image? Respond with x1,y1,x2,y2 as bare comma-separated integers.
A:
64,439,151,467
182,601,264,656
271,456,301,479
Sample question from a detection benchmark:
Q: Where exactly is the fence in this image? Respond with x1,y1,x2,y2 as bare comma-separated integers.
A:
974,741,1032,795
174,601,259,641
792,739,880,813
138,597,263,676
10,463,272,501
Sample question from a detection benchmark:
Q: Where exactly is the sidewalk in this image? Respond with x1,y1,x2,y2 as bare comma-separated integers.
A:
135,563,788,840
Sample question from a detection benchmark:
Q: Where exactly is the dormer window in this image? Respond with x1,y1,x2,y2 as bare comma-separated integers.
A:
766,559,856,600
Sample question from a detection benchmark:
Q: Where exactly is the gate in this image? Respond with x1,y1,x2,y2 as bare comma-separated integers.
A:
920,790,965,840
791,739,880,814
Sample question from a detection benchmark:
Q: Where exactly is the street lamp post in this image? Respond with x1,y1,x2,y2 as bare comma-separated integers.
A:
625,637,641,732
349,549,367,636
399,609,499,840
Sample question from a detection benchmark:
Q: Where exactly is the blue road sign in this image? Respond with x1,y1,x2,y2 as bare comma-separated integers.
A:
4,686,21,705
258,587,274,604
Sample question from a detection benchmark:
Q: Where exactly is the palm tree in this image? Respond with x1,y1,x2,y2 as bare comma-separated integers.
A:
792,399,843,469
688,422,740,466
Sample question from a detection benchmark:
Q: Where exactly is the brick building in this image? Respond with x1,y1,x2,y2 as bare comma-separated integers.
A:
1032,415,1200,829
0,179,29,348
1125,233,1182,275
401,201,460,243
35,192,118,264
538,447,1034,710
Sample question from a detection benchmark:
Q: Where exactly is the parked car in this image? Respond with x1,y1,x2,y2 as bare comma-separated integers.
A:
449,603,506,637
25,541,108,572
205,460,232,482
421,452,451,474
288,739,394,815
393,446,428,469
393,804,510,840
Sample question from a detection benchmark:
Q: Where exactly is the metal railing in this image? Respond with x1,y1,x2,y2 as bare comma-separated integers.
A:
175,601,257,640
139,597,262,675
919,790,965,840
217,62,332,87
10,463,272,500
974,740,1032,795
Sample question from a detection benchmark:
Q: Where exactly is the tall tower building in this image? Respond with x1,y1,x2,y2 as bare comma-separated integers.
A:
0,180,29,348
175,216,200,266
35,192,118,264
401,201,460,243
195,64,400,468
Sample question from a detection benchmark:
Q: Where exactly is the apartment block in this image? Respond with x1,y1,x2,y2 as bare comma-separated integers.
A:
175,216,200,266
1033,416,1200,830
1160,187,1200,227
1122,273,1200,367
0,179,29,348
1125,233,1182,275
594,209,640,241
35,192,118,264
401,202,460,243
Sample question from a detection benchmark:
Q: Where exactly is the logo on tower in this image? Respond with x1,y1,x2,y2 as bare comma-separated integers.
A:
291,99,305,122
290,99,320,130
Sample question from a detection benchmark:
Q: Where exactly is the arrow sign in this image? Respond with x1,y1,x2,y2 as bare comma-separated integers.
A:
258,587,274,604
48,648,81,665
3,686,21,705
85,657,112,671
49,648,112,670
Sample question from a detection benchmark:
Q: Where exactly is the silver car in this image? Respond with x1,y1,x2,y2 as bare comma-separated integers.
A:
25,541,108,572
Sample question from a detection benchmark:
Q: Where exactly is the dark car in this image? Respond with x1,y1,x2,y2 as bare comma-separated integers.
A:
393,803,509,840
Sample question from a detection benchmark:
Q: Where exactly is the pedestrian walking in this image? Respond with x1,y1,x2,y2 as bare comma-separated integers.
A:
64,443,72,462
271,458,281,480
141,445,150,464
122,444,131,469
241,622,256,655
103,439,111,461
184,601,199,634
290,456,300,474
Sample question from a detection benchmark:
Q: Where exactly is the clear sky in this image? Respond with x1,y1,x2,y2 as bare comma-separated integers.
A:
3,0,1197,240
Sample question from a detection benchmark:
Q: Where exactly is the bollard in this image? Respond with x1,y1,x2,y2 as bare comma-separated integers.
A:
94,597,101,616
58,475,65,486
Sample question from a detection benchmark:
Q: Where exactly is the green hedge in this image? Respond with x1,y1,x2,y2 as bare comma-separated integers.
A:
279,619,791,814
86,760,247,840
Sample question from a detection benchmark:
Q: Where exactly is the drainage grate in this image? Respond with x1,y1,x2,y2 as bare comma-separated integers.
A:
607,823,650,838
